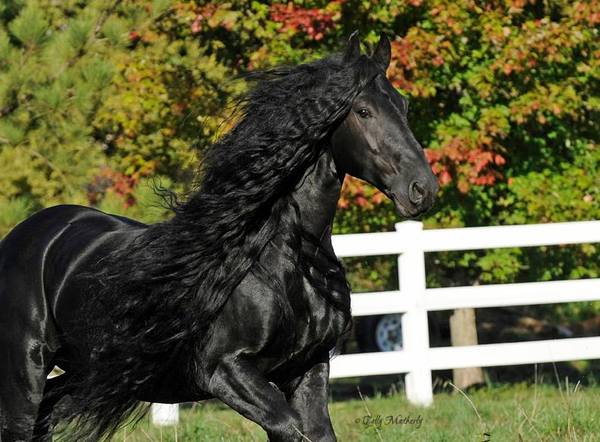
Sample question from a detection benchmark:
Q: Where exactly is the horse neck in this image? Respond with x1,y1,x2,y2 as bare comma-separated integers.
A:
291,147,343,243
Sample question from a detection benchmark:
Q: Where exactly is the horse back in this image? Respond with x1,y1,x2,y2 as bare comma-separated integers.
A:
0,205,145,350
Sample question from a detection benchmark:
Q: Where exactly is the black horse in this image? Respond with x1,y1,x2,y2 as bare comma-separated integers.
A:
0,33,437,441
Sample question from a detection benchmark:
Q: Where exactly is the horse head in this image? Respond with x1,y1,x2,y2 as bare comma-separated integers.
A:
331,33,439,218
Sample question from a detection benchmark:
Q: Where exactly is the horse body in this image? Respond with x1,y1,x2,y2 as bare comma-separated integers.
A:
1,34,438,441
1,151,347,439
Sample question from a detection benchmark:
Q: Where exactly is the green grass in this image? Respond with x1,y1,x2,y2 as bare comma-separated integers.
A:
111,381,600,441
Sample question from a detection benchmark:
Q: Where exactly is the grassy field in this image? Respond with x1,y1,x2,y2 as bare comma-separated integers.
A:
109,381,600,442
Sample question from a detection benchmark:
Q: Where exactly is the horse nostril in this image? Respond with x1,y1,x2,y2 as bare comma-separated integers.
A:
408,181,426,205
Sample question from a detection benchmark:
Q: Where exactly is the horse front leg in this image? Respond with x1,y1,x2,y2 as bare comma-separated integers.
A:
287,354,336,441
207,355,305,441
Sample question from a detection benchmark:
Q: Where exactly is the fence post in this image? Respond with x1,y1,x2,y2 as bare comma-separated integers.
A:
396,221,433,406
151,403,179,426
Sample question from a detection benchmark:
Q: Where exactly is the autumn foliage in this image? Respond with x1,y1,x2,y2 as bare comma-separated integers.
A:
270,2,340,41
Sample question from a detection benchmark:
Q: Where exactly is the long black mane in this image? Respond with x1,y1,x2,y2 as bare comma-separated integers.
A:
62,52,380,439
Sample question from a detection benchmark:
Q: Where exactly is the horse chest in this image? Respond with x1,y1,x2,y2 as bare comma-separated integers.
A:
254,241,348,355
284,278,348,361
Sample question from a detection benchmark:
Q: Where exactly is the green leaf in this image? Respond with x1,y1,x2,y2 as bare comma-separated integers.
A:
8,3,48,47
0,196,34,236
67,18,93,50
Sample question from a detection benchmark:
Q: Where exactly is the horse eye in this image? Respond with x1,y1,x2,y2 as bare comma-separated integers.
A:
357,108,371,118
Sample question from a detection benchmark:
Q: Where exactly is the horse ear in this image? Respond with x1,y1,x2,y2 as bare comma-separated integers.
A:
344,30,361,63
372,33,391,71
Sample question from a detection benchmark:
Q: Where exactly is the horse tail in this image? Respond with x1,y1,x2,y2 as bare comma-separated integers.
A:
54,376,149,441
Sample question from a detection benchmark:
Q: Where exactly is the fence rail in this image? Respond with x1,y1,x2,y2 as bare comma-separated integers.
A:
330,219,600,406
329,336,600,377
152,219,600,423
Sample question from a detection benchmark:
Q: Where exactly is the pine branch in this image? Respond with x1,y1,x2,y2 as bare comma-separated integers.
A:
94,0,124,35
17,144,75,194
60,0,124,74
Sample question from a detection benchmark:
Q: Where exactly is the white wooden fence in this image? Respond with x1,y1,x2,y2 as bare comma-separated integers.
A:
152,219,600,424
